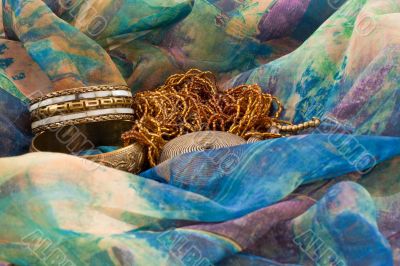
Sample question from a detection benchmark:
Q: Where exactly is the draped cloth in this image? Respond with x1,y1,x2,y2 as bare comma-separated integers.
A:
0,0,400,265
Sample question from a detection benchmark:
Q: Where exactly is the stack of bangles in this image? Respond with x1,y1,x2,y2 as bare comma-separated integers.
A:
29,85,145,174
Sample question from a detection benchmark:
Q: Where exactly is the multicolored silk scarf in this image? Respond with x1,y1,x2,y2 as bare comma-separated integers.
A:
0,0,400,265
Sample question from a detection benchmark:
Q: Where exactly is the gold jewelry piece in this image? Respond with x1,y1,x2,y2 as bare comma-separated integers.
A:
159,131,246,164
30,85,135,135
30,85,130,105
32,114,134,135
276,117,321,132
29,86,141,173
31,97,133,120
30,120,145,173
121,69,321,167
82,143,145,174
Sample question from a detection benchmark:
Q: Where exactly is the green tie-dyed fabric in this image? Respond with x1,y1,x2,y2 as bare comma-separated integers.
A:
0,0,400,265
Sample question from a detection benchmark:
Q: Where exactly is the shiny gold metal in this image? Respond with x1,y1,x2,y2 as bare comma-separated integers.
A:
31,97,133,120
32,114,135,135
30,120,145,173
313,117,321,126
82,143,145,174
30,85,130,104
279,117,321,132
159,131,246,164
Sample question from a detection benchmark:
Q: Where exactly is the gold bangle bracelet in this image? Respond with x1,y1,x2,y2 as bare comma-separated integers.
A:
30,85,130,105
30,120,145,173
29,85,135,135
32,114,135,135
82,143,145,174
31,97,133,121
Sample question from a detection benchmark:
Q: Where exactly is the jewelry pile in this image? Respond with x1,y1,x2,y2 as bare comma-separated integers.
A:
122,69,320,167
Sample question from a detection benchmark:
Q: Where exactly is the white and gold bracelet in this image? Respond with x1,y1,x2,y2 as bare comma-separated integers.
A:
28,85,145,173
29,85,135,134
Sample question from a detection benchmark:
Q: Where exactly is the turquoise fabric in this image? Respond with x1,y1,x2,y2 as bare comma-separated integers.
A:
0,0,400,265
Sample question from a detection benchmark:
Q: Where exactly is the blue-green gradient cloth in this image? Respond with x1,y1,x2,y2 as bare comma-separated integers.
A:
0,0,399,265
